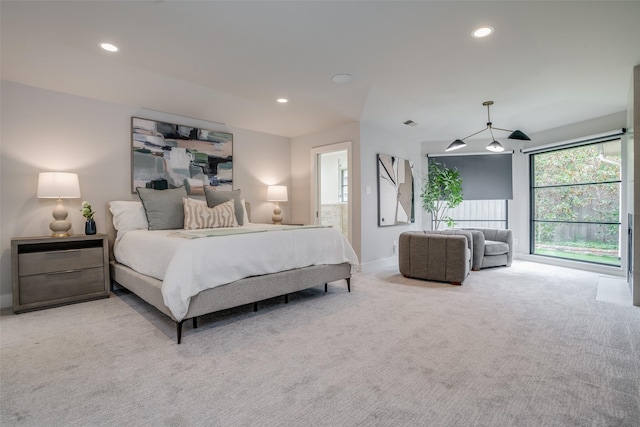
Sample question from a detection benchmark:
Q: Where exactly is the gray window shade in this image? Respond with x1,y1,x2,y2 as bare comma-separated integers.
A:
428,153,513,200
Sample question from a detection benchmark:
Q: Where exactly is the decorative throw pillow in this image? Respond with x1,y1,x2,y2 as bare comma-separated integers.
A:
204,187,244,225
136,186,188,230
109,201,148,233
183,197,238,229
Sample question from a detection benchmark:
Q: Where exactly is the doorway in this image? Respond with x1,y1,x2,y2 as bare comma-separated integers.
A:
311,142,352,242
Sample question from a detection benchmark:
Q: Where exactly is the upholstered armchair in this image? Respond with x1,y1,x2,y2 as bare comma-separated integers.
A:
465,228,513,270
399,230,472,285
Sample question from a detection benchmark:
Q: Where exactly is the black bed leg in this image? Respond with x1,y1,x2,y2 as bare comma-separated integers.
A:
346,278,351,292
284,294,289,304
325,283,328,292
176,320,184,344
192,317,198,329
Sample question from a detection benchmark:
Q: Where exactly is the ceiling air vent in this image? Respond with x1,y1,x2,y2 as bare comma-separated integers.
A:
403,120,418,127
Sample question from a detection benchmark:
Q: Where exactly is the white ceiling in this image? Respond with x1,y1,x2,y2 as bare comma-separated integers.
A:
2,1,640,147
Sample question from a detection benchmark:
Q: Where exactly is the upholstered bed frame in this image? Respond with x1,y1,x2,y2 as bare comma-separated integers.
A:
106,204,352,344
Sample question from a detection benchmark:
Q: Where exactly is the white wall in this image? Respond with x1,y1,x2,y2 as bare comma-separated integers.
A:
0,81,290,308
291,120,423,270
359,122,422,270
230,127,291,223
290,122,361,260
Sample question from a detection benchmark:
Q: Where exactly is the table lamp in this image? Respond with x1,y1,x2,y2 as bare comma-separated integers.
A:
267,185,288,225
37,172,81,237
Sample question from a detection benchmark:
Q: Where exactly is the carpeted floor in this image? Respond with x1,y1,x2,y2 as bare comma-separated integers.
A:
1,261,639,426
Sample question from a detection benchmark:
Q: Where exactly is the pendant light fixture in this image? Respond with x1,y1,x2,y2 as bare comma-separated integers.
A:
446,101,530,152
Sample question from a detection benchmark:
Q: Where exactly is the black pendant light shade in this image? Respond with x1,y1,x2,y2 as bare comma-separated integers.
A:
508,130,531,141
445,139,467,152
447,101,530,152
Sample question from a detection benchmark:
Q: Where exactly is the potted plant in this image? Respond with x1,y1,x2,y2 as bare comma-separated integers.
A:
420,161,463,230
81,201,96,235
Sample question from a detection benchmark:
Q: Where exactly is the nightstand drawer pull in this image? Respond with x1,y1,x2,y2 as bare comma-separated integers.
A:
43,249,81,255
45,269,82,276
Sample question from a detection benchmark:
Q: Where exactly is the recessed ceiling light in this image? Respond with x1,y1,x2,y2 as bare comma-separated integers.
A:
277,98,288,104
331,73,354,84
100,43,118,52
472,26,494,38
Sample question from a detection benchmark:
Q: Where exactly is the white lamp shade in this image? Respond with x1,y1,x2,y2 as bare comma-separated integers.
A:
486,140,505,153
37,172,81,199
267,185,288,202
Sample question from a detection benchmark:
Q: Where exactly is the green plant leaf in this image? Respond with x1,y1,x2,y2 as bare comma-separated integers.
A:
421,161,463,229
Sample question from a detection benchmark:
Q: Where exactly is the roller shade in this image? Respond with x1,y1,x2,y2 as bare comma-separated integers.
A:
428,153,513,200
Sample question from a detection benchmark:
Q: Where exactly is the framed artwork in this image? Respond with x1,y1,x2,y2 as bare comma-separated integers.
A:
377,153,415,226
131,117,233,195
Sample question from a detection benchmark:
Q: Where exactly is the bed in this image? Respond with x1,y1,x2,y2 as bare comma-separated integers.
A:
107,189,358,344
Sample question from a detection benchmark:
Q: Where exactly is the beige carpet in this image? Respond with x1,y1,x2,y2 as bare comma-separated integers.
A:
1,261,639,426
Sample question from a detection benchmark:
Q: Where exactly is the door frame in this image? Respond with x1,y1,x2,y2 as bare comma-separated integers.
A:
310,141,353,243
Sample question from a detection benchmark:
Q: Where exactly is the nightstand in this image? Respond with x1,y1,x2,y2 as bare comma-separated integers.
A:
11,234,110,313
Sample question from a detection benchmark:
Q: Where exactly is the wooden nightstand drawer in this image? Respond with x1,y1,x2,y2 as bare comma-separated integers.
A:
19,267,105,305
18,247,104,276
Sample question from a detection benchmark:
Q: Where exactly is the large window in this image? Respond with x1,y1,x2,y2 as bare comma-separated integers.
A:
530,140,621,266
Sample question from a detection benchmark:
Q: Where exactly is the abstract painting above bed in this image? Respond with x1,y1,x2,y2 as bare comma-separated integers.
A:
131,117,233,195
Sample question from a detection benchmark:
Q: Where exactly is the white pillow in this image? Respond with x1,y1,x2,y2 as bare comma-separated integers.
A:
183,198,238,230
109,201,149,235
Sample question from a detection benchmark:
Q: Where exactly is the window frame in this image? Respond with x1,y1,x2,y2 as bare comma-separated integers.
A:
528,139,622,266
339,168,348,203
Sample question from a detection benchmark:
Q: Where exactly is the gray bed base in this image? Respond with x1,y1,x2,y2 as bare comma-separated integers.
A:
106,206,351,344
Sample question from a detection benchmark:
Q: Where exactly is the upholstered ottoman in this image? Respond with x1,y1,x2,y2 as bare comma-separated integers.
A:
398,231,471,285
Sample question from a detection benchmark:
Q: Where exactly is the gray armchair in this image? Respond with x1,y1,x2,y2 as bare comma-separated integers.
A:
399,231,472,285
465,228,513,270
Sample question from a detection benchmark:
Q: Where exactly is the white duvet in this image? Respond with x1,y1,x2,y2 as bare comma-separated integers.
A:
114,224,359,321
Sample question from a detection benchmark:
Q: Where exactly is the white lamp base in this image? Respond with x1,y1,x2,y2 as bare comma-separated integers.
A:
49,198,71,237
272,202,283,225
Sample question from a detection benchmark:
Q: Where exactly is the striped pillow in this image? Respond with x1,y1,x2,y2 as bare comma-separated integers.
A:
183,198,238,230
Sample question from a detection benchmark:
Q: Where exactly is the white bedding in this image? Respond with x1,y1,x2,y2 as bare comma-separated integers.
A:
114,224,359,321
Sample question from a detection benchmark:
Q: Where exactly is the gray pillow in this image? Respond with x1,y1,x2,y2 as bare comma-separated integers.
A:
136,186,188,230
204,187,243,225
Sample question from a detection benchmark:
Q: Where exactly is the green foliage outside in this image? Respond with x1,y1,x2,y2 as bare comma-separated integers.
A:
421,161,463,230
532,141,621,265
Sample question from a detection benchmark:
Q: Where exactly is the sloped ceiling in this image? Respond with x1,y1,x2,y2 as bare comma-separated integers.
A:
2,1,640,148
